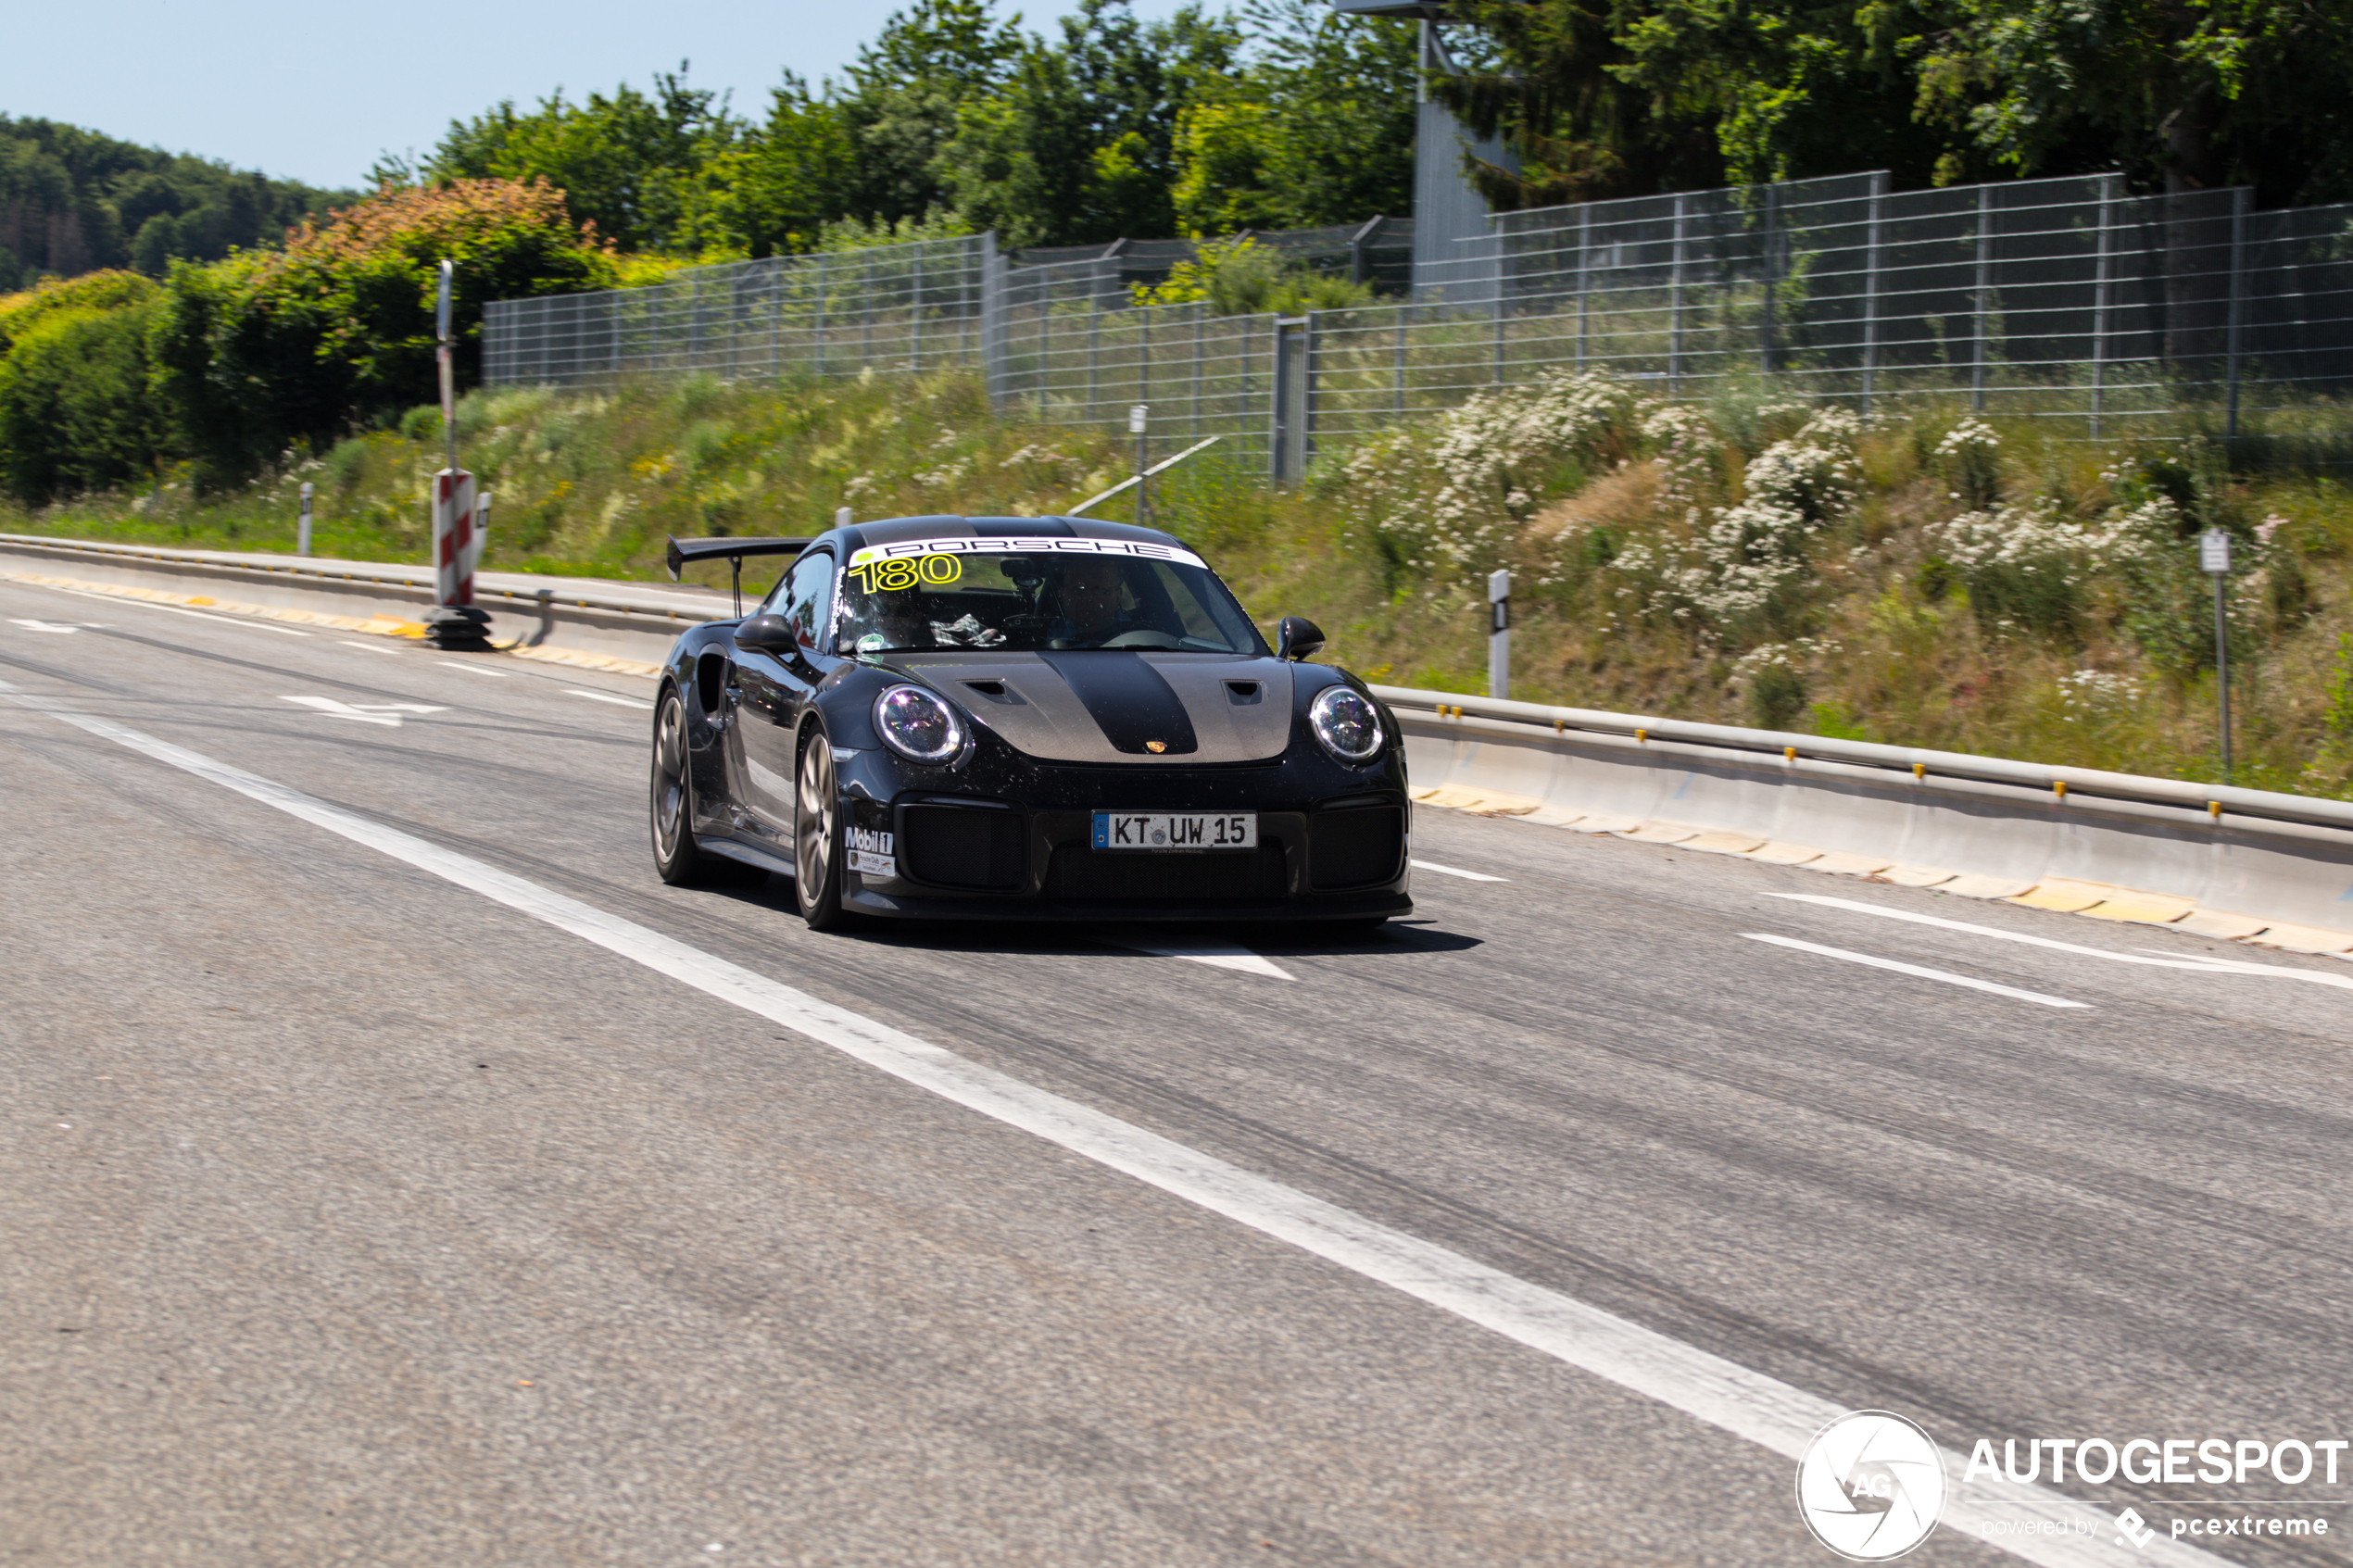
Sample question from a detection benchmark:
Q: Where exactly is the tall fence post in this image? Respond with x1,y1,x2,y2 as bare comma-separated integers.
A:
2226,188,2249,441
1575,203,1592,370
1393,306,1409,415
980,232,1007,408
1972,184,1994,411
910,246,925,374
1193,304,1207,435
1303,311,1320,471
1491,276,1506,385
815,254,829,378
862,255,875,368
2091,174,2116,439
1670,192,1690,396
768,261,783,380
1860,172,1886,415
1088,305,1101,419
1759,182,1780,374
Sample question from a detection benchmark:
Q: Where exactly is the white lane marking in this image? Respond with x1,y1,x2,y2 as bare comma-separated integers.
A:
46,585,311,635
1769,892,2353,992
1742,933,2088,1008
437,660,510,678
1105,935,1294,981
1412,859,1506,883
565,688,651,709
0,678,2228,1568
280,696,448,728
337,640,400,655
8,619,79,633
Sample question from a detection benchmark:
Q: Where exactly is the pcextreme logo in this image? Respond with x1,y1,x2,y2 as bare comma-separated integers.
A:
1796,1411,1948,1562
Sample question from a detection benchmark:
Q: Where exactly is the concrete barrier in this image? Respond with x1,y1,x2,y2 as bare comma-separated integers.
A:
1378,688,2353,956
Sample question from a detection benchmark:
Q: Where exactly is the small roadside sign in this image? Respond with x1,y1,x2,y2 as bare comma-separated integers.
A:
2200,528,2233,574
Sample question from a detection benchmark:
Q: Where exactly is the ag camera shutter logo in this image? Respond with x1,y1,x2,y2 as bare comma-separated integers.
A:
1796,1411,1947,1561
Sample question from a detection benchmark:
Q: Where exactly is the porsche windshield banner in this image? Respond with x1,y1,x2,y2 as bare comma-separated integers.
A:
847,536,1207,571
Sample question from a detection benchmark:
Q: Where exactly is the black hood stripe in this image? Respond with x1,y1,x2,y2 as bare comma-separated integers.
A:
1037,651,1199,755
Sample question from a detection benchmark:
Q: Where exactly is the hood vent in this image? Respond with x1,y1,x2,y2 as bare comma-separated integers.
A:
1225,680,1263,704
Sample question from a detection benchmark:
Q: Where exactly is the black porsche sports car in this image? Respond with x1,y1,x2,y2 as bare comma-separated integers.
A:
648,513,1413,930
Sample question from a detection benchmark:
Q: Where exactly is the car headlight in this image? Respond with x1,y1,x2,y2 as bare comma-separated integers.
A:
1309,685,1383,763
874,684,966,764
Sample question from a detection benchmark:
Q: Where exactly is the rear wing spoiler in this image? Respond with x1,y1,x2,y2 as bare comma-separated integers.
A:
664,535,814,615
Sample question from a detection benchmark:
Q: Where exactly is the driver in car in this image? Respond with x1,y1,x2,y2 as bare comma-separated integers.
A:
1049,556,1134,646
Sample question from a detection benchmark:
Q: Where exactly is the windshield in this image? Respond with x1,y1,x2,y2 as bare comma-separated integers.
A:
831,538,1266,656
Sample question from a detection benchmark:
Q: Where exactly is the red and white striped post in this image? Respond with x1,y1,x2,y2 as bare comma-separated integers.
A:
425,259,491,646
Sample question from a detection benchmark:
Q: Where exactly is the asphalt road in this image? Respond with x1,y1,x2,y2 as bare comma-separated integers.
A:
4,576,2349,1568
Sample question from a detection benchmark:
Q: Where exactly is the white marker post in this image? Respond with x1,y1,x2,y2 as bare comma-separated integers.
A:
1488,568,1512,701
425,259,488,646
296,481,314,557
1129,405,1151,528
2201,528,2233,784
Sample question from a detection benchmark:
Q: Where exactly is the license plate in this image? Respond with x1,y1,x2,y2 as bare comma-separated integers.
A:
1091,811,1257,851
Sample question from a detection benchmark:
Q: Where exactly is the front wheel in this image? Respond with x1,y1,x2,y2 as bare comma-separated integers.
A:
793,727,854,931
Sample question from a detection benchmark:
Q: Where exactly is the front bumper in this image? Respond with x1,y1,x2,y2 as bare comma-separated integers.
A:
833,752,1413,922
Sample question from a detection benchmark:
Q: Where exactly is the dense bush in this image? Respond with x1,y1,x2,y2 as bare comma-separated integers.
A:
0,275,161,501
0,179,654,504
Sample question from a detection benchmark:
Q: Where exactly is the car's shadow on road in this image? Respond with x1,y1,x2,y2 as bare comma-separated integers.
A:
762,912,1482,960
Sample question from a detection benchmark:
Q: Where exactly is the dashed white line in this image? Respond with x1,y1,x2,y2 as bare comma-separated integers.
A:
564,689,650,709
1105,935,1294,980
438,660,510,677
1742,932,2087,1007
7,619,79,633
46,586,311,635
1412,859,1507,883
337,640,400,655
0,675,2222,1568
280,696,449,727
1768,892,2353,992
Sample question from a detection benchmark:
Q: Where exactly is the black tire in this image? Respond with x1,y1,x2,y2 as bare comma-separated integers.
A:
793,725,854,931
651,685,764,888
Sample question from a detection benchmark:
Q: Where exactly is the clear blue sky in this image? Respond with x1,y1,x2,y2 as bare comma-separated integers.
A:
3,0,1198,191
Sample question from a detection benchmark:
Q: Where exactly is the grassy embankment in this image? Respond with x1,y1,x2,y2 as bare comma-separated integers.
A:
11,367,2353,799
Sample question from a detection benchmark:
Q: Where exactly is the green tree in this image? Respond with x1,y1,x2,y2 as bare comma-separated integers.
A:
939,0,1243,246
1171,0,1418,232
1918,0,2353,203
422,69,740,251
1612,0,1954,188
0,115,349,282
834,0,1026,227
673,78,855,257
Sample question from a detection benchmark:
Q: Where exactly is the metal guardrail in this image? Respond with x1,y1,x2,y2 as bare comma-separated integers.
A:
1370,684,2353,837
0,533,724,624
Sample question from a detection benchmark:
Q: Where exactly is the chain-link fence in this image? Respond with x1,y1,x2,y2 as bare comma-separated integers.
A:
483,236,988,389
485,169,2353,479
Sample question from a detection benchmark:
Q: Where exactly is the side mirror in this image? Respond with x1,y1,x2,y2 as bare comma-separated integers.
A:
1277,615,1326,662
735,611,799,654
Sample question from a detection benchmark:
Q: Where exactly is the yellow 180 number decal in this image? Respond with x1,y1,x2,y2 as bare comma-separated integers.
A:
848,554,962,593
